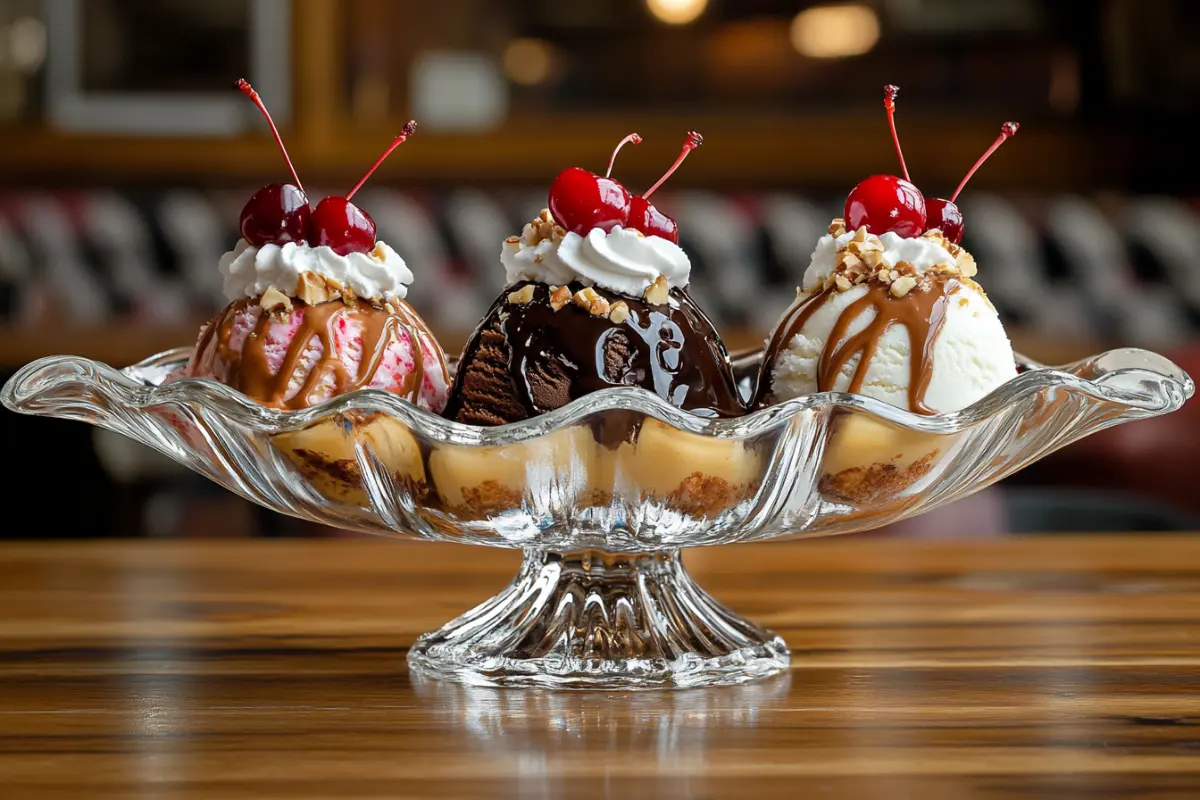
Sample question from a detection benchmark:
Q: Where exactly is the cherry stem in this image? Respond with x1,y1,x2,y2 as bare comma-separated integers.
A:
345,121,418,202
883,84,910,182
236,78,304,194
642,131,703,200
605,132,642,178
950,121,1020,202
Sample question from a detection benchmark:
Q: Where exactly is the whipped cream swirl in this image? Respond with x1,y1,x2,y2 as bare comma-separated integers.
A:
502,215,690,296
803,230,957,291
219,240,414,302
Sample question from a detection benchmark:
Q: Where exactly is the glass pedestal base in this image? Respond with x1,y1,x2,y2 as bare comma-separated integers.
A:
407,549,790,689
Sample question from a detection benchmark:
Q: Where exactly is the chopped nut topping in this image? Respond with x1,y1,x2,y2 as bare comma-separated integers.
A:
609,300,630,323
296,271,337,305
572,287,611,317
834,275,852,292
549,285,571,311
847,238,882,256
517,209,564,247
505,235,520,244
573,286,600,309
827,218,847,236
922,229,949,248
260,287,292,314
644,275,669,305
955,250,978,278
507,285,536,305
852,226,869,243
841,253,863,272
862,250,886,269
890,276,918,297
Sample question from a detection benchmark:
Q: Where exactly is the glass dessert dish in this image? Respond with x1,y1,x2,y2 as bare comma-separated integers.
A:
3,344,1191,689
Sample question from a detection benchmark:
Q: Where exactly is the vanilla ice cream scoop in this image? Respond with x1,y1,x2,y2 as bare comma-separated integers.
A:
756,223,1015,414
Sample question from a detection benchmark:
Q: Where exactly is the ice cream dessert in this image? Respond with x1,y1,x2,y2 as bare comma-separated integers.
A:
178,80,449,413
432,133,756,517
444,132,743,425
173,80,448,504
755,86,1019,501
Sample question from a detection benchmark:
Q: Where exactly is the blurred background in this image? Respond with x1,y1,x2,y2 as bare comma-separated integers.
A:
0,0,1197,538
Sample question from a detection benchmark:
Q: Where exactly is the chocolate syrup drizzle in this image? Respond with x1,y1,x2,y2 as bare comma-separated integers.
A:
196,297,444,411
756,276,960,415
447,281,744,422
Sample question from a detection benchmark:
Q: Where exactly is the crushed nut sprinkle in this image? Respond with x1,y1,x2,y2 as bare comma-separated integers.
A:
549,285,571,311
822,219,978,294
295,271,343,306
571,286,611,317
890,276,918,297
573,286,599,309
955,250,978,278
847,242,880,258
507,285,536,305
828,218,847,236
643,275,669,305
609,300,630,323
517,209,566,247
260,287,292,314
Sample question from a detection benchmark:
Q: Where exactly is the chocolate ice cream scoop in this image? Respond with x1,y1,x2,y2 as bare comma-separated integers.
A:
447,132,742,426
445,281,743,426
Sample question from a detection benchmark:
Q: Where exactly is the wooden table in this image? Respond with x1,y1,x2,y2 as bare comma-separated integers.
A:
1,536,1198,798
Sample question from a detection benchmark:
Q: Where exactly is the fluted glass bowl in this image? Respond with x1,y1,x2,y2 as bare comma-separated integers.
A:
2,346,1192,688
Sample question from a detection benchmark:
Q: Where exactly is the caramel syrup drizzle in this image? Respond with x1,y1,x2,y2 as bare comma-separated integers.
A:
196,298,442,410
758,276,959,415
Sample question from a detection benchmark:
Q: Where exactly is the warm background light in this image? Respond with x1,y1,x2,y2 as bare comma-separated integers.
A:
502,38,555,86
645,0,708,26
790,4,880,58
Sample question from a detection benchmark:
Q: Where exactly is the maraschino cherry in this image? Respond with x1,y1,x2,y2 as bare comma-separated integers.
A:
926,121,1020,244
236,79,310,247
843,85,926,238
547,134,642,236
628,131,703,244
309,121,418,256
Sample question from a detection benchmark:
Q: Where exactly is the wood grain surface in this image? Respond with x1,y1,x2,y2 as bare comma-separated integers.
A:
1,535,1199,799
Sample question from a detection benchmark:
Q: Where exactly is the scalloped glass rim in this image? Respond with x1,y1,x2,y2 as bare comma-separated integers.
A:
2,346,1192,442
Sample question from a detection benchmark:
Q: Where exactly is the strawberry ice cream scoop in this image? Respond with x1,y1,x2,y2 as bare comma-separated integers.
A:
181,296,449,412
